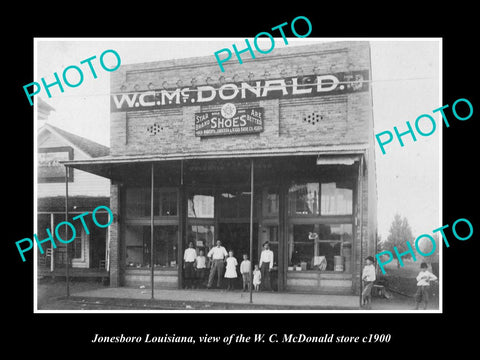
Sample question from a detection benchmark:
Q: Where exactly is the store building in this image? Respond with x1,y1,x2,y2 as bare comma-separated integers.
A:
64,41,377,295
37,119,110,276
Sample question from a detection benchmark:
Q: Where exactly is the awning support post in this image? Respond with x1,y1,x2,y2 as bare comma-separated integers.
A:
151,162,155,299
358,155,364,309
249,158,254,304
50,213,55,272
65,165,70,298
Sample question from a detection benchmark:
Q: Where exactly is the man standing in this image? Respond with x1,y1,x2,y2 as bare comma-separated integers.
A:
207,240,228,289
183,241,197,289
259,241,274,291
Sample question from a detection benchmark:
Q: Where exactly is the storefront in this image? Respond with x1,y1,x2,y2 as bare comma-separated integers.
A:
64,41,377,295
37,121,110,275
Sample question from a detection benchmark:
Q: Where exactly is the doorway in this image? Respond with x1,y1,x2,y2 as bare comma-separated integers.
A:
218,223,258,262
218,223,259,289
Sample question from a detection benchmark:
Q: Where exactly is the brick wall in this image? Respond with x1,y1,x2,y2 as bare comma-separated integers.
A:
110,41,372,157
351,157,376,295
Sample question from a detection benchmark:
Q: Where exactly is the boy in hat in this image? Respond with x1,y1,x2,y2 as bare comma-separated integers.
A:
361,256,376,309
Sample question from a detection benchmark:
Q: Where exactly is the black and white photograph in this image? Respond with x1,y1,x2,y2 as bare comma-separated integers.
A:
32,38,441,313
6,8,478,353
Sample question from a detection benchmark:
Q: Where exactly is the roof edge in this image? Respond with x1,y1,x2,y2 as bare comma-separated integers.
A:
62,144,369,167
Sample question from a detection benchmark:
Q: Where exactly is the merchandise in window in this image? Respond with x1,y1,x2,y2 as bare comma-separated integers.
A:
288,223,352,271
125,225,178,268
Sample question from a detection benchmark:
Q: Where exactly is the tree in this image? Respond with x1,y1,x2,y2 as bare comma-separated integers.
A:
383,214,414,268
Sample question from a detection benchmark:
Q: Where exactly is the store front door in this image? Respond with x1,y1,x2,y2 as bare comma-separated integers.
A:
218,223,258,263
217,222,281,291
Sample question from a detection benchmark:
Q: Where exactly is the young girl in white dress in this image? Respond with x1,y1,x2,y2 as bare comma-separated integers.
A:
253,264,262,291
224,250,238,290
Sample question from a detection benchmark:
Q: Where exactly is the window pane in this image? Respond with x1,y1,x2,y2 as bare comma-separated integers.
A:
293,224,316,243
125,188,151,218
288,223,352,270
288,224,314,268
55,218,82,259
219,189,256,219
321,182,353,215
126,188,179,218
238,191,251,218
219,192,237,218
187,225,215,251
125,225,178,268
268,225,278,243
125,225,145,267
263,188,279,216
288,183,319,215
160,190,177,216
317,242,341,271
154,226,178,267
73,236,82,259
317,223,353,241
188,191,214,218
37,215,51,264
291,243,313,267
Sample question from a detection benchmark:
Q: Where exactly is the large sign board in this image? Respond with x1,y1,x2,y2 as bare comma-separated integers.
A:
38,146,74,183
111,70,369,112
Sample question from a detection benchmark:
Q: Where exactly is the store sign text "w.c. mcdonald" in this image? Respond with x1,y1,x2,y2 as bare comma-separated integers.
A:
110,70,369,112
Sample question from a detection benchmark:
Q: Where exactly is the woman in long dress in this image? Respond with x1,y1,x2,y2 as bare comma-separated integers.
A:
224,250,238,290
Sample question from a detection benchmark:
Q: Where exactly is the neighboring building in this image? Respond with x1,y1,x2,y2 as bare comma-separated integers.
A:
38,97,55,123
37,121,110,273
65,41,377,295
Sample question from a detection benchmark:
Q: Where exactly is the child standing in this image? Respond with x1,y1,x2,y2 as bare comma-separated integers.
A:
240,254,251,292
195,249,207,288
253,264,261,291
415,262,438,310
224,250,238,291
361,256,376,309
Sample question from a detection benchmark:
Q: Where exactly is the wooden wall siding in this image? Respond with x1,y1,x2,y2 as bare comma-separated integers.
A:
37,129,110,197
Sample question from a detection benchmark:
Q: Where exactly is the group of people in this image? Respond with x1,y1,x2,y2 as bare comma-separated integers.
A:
183,240,274,291
361,256,438,310
186,243,438,308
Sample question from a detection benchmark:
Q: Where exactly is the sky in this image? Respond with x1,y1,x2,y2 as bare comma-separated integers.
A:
35,38,441,241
